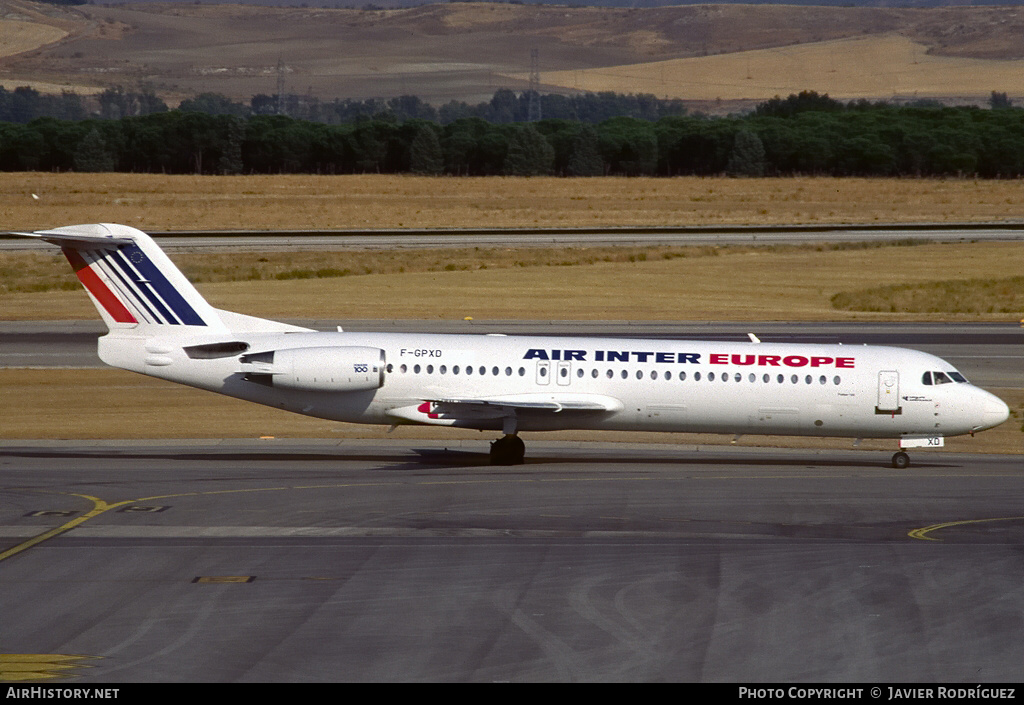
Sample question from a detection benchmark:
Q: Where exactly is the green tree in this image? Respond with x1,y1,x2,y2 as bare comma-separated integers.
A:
179,92,249,118
566,124,604,176
73,127,115,172
989,91,1013,110
217,116,245,175
408,125,444,175
503,124,553,176
726,129,766,176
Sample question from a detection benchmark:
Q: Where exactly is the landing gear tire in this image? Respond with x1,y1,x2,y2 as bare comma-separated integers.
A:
892,451,910,469
490,434,525,466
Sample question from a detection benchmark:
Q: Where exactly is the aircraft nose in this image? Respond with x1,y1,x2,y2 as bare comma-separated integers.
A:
977,394,1010,432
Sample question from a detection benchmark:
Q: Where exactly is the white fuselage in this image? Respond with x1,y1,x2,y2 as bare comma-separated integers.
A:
98,330,1010,440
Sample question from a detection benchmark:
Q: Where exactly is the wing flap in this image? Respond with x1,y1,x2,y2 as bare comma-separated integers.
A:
431,395,621,412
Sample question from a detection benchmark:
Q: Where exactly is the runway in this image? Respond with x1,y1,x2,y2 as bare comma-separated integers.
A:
1,440,1023,682
3,223,1024,252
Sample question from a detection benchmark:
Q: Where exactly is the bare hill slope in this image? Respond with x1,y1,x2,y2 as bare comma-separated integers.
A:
3,1,1024,106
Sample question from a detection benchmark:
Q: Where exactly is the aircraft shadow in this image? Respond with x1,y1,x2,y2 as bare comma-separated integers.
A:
0,445,961,471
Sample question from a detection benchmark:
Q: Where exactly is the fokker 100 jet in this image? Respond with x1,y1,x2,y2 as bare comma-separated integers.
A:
13,223,1010,467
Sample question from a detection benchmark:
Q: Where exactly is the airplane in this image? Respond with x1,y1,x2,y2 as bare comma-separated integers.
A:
11,223,1011,468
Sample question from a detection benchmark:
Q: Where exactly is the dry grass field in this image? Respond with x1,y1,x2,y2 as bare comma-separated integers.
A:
535,34,1024,103
0,19,64,60
4,239,1022,322
5,1,1024,105
4,173,1024,232
3,173,1024,323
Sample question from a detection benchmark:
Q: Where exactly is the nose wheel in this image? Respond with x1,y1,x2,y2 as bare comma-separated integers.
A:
891,451,910,469
490,434,525,466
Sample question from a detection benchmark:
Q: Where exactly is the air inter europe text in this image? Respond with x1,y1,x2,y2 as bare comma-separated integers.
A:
522,349,855,368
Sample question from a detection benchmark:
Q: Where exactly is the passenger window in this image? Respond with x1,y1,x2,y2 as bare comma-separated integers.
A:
414,364,421,374
505,367,512,376
694,371,700,381
708,372,715,381
665,371,672,381
592,369,599,378
518,367,525,376
734,373,742,382
453,365,460,374
621,370,628,379
679,371,687,381
426,365,433,374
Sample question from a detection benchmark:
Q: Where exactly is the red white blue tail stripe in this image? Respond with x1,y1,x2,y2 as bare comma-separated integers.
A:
63,243,206,326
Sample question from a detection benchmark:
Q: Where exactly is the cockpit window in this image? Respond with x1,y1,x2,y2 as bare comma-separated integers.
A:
924,370,968,386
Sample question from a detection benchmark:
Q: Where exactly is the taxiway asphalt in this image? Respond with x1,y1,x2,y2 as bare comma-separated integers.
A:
1,440,1022,682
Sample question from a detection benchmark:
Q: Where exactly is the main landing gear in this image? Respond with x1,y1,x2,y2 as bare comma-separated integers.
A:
490,434,525,466
891,451,911,469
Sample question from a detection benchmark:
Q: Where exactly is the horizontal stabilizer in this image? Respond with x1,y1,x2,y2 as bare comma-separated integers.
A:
9,225,135,247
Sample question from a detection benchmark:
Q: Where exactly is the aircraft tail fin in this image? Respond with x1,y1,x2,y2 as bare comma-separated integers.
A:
12,224,309,336
15,223,226,333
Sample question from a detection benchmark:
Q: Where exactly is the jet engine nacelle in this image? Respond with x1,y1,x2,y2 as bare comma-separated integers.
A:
241,346,385,392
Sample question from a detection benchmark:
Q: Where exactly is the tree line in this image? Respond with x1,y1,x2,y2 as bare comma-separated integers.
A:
0,85,688,126
4,90,1024,177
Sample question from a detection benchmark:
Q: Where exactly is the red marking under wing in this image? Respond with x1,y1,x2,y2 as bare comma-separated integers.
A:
62,248,137,324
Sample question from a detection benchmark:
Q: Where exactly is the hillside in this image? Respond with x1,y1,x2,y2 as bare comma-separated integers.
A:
3,1,1024,107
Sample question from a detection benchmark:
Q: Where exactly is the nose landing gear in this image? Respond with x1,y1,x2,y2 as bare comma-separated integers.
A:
892,451,911,469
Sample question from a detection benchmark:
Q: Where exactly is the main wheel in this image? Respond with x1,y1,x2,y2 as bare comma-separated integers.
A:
490,434,526,466
892,451,910,469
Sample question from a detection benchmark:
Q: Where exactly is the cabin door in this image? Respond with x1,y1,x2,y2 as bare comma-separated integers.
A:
877,370,901,412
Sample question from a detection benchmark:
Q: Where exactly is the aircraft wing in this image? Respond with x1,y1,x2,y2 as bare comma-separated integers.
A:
387,393,623,426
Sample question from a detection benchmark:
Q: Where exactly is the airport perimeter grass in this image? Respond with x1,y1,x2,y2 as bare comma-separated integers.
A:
4,240,1022,322
5,173,1024,231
